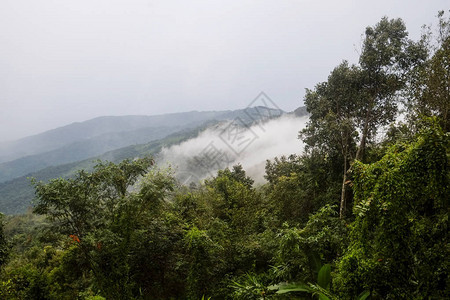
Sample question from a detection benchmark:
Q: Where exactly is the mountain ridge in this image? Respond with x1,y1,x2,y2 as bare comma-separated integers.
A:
0,106,305,214
0,107,284,166
0,109,259,163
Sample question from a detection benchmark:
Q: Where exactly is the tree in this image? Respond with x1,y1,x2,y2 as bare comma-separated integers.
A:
32,158,154,238
301,17,420,217
334,120,449,298
300,62,361,218
0,214,8,269
409,10,450,131
356,18,410,160
32,158,181,299
184,226,223,299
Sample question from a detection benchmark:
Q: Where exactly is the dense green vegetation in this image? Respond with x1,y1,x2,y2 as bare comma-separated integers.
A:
0,13,448,299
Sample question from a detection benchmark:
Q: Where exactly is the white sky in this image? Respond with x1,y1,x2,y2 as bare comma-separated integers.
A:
0,0,447,142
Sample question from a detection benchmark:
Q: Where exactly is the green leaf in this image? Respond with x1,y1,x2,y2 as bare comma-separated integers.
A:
356,290,370,300
317,264,331,290
307,251,323,273
318,294,331,300
274,282,313,294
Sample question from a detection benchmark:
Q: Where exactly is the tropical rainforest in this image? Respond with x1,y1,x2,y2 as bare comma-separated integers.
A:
0,12,448,299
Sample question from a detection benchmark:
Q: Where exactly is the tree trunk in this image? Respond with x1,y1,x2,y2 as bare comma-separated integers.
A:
355,105,372,161
339,155,348,218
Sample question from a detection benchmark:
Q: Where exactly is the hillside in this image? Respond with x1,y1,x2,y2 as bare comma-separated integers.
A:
0,108,282,164
0,106,292,214
0,107,284,183
0,123,209,215
0,126,178,182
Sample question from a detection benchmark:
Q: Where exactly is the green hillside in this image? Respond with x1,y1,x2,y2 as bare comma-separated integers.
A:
0,107,284,183
0,106,289,214
0,126,178,182
0,123,209,215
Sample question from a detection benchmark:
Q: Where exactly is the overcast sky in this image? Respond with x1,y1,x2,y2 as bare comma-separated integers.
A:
0,0,447,142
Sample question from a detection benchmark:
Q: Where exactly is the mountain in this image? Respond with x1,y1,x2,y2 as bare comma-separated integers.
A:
0,126,177,183
0,124,210,215
0,108,280,164
293,106,308,117
0,106,293,214
0,107,284,182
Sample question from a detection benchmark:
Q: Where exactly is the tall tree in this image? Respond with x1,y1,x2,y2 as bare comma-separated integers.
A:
410,11,450,131
356,17,413,161
301,61,361,218
301,17,418,217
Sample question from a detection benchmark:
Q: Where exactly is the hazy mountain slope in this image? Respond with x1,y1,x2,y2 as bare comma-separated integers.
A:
0,107,284,182
293,106,308,117
0,106,292,214
0,123,212,215
0,125,180,183
0,110,250,163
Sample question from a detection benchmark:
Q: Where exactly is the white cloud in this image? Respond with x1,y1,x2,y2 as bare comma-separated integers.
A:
160,114,308,183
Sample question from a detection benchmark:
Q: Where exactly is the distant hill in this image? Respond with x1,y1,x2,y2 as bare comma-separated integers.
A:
0,107,284,182
0,106,292,214
0,126,177,182
0,108,281,164
0,123,210,215
293,106,308,117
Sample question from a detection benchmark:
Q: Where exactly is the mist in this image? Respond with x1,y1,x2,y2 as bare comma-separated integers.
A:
159,114,308,183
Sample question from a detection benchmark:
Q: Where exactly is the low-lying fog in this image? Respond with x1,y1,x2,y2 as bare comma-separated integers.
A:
159,114,308,184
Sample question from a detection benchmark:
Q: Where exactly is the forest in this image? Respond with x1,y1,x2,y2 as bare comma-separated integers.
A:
0,12,448,299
